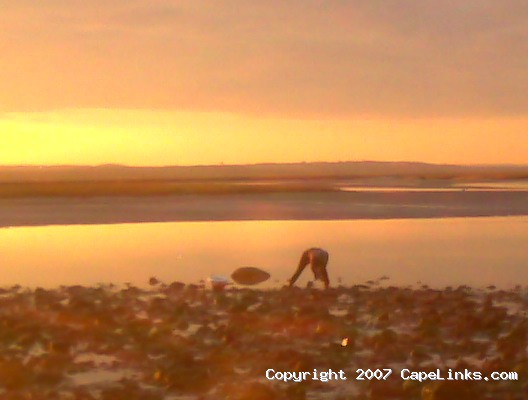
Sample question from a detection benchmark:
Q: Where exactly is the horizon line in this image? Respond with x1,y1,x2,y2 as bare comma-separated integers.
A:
2,160,528,169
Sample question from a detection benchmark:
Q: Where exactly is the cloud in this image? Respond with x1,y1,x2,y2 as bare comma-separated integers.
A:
1,0,527,117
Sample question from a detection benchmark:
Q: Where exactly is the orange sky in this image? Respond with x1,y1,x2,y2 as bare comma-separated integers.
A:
1,1,527,166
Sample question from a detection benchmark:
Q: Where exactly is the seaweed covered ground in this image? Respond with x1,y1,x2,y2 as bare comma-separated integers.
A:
0,283,527,399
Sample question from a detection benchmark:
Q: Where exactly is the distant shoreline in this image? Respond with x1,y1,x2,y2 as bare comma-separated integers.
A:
1,191,527,228
2,161,528,184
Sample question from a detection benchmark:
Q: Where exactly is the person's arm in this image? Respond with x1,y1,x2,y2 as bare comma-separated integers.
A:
289,252,309,287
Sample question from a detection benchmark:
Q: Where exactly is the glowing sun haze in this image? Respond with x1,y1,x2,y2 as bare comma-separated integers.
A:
1,1,527,166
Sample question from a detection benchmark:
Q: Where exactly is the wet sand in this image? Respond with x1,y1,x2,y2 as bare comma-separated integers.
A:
0,283,525,399
1,191,528,227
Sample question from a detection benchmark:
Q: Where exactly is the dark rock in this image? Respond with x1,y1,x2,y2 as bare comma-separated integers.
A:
231,267,271,286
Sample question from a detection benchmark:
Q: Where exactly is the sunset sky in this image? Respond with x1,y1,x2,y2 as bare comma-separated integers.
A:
1,1,527,166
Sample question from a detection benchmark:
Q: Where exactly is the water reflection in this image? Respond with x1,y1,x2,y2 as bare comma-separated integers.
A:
0,217,526,289
340,181,528,192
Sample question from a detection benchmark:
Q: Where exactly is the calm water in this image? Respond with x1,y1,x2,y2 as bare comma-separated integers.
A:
340,181,528,192
0,217,527,289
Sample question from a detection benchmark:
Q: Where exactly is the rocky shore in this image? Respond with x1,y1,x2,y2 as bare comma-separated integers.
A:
0,283,526,399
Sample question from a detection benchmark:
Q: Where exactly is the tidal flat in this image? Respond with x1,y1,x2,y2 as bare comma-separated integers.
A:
0,283,526,399
1,190,528,228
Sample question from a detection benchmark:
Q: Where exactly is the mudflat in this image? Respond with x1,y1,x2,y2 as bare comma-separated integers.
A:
0,283,524,399
1,190,528,228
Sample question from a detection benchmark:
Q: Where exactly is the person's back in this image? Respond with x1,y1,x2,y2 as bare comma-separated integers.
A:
288,248,330,289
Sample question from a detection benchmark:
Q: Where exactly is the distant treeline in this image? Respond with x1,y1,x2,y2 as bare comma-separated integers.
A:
1,161,528,183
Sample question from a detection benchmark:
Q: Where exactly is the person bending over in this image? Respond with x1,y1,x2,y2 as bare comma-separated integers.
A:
289,248,330,289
